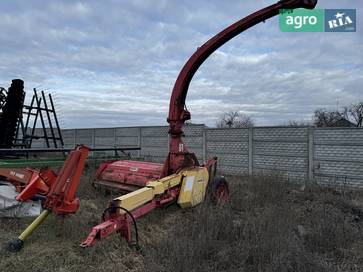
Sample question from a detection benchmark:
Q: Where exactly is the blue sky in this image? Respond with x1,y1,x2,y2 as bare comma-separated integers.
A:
0,0,362,128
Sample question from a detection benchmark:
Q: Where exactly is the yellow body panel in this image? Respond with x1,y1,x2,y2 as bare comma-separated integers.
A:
112,167,209,212
158,173,183,189
177,167,209,208
147,181,167,194
113,187,154,211
112,173,183,212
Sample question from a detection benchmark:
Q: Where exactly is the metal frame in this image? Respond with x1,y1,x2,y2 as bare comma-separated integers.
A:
14,89,64,149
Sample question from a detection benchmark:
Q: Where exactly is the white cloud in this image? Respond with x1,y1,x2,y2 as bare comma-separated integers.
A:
0,0,362,128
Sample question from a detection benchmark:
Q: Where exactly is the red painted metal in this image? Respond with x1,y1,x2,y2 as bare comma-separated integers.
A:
94,179,141,192
16,168,56,201
0,167,56,201
157,187,180,206
162,0,317,176
0,147,89,208
81,200,158,247
44,145,89,215
96,160,163,190
216,184,229,202
0,168,33,186
81,187,180,247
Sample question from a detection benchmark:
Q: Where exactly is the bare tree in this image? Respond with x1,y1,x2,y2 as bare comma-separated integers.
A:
314,102,363,128
216,111,254,128
313,109,345,127
346,102,363,127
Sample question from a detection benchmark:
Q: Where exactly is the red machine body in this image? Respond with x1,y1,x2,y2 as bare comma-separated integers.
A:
5,145,90,252
0,167,56,201
17,168,56,201
83,0,318,248
94,0,317,190
0,145,89,214
44,145,89,215
95,160,163,191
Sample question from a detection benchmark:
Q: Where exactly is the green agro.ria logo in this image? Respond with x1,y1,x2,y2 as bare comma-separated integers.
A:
280,9,356,32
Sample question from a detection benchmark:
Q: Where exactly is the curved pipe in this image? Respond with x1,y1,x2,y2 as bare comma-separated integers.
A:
162,0,317,176
167,0,317,137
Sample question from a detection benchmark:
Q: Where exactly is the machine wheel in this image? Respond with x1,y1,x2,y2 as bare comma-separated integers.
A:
6,238,23,252
208,176,229,204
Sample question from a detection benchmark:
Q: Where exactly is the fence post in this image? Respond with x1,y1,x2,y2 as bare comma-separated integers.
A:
202,129,207,162
113,128,117,157
92,129,96,149
138,127,142,158
248,128,253,176
113,128,117,146
74,129,77,148
308,127,314,182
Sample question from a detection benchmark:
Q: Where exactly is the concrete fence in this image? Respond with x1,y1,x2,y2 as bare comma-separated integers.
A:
32,125,363,189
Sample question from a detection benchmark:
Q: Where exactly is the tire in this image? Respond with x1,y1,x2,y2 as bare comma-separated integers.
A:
208,176,229,204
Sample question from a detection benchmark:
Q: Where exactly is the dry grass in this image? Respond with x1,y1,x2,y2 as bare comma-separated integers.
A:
144,176,363,272
1,168,363,272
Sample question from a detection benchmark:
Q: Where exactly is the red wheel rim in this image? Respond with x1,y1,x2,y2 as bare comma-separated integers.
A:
216,184,228,202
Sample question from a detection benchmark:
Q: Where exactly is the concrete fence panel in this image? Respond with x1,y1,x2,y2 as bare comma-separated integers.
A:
313,128,363,189
29,125,363,188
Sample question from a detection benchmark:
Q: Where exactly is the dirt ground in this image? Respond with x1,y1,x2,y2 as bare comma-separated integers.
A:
1,167,363,272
